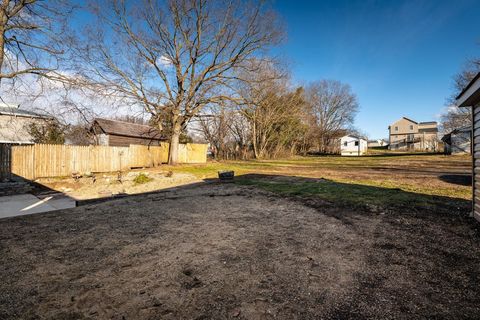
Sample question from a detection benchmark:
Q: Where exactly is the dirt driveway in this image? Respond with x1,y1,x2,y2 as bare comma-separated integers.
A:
1,182,480,319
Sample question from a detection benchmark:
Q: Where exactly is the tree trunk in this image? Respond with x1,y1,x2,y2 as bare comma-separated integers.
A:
168,124,181,165
0,12,7,84
252,121,259,159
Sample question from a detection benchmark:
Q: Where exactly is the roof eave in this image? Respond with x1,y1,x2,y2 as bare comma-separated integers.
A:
0,112,53,120
456,72,480,108
402,117,418,124
107,132,168,141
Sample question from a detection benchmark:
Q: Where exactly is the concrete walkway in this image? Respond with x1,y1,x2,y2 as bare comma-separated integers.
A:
0,193,76,219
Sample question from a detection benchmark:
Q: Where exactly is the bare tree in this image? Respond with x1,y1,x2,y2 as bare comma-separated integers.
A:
114,114,148,125
306,80,359,154
69,0,282,164
452,59,480,99
236,63,306,159
440,106,472,133
198,103,251,159
0,0,71,89
441,57,480,133
198,104,233,159
64,123,93,145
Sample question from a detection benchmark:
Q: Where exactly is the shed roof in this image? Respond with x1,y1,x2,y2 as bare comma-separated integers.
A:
456,72,480,108
93,118,167,140
341,134,366,141
452,126,472,133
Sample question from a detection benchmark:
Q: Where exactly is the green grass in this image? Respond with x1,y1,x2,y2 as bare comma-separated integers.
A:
163,153,472,212
133,173,153,184
234,177,465,212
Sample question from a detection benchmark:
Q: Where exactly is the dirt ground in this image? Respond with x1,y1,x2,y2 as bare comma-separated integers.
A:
1,182,480,319
36,171,200,200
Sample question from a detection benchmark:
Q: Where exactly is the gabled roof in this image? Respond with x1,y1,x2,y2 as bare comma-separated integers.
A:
401,117,418,124
92,118,167,140
418,121,437,125
389,117,418,127
0,104,52,119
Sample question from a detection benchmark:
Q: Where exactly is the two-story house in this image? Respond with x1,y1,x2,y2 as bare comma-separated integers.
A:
388,117,439,151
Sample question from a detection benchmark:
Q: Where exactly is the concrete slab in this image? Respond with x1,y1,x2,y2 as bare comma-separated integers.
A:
0,193,76,219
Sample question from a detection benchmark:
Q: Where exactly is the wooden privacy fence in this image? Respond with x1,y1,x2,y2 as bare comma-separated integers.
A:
0,143,12,181
11,143,208,180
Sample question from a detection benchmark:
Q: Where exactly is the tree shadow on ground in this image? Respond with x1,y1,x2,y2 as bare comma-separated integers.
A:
12,169,472,224
306,152,445,158
438,174,472,186
234,173,472,217
361,152,444,158
66,171,476,226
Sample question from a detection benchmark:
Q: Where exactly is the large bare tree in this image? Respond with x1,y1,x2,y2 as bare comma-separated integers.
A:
0,0,70,89
306,80,359,154
70,0,282,164
441,58,480,133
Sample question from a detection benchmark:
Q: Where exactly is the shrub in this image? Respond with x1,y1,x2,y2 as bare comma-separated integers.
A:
133,173,153,184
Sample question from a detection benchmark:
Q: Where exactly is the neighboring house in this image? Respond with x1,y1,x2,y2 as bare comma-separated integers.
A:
367,139,388,148
340,135,367,156
441,126,471,155
456,72,480,222
90,118,168,147
0,104,53,144
388,117,439,151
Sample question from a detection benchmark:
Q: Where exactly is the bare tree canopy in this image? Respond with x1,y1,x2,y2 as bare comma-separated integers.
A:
305,80,359,153
0,0,71,86
236,63,306,159
452,58,480,99
440,106,472,134
441,57,480,133
69,0,283,164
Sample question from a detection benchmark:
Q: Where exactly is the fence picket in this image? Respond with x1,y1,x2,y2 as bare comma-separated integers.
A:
10,143,207,179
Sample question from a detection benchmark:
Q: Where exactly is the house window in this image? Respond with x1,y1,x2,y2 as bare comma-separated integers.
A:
410,125,413,130
344,142,347,146
395,126,398,131
354,141,359,146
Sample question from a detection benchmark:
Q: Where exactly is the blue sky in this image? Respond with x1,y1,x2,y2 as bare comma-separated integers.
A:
273,0,480,138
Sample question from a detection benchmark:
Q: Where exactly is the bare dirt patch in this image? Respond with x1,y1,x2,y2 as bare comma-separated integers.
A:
1,182,479,319
36,170,200,200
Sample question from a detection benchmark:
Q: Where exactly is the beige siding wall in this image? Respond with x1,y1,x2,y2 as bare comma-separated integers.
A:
389,118,417,137
418,122,437,130
0,115,47,144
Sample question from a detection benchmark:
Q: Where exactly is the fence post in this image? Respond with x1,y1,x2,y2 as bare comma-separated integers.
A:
0,144,12,182
32,144,36,180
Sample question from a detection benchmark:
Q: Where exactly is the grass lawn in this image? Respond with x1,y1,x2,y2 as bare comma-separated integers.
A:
162,152,472,213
